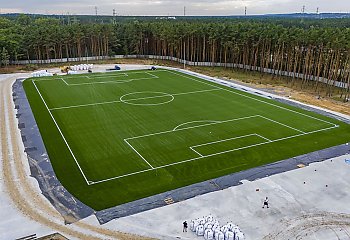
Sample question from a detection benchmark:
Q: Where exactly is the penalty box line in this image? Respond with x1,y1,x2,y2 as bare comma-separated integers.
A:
33,72,129,83
33,69,168,82
91,124,338,185
60,72,158,86
124,115,290,164
34,72,136,86
124,139,154,169
124,114,302,142
89,115,339,185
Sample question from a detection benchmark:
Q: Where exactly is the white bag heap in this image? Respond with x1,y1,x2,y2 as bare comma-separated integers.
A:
70,64,93,71
190,215,245,240
31,70,53,77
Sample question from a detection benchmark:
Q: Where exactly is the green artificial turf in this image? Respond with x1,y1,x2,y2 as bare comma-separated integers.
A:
23,69,350,210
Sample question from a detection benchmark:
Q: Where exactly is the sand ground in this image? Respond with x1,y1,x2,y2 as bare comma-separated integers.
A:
0,65,350,240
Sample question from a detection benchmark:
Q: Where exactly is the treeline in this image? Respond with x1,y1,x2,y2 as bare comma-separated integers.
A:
0,15,117,64
1,15,350,100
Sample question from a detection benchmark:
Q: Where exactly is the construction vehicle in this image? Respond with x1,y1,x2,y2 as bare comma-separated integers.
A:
60,66,70,73
106,65,121,71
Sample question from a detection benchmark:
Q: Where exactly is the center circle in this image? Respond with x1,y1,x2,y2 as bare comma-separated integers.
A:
119,91,174,106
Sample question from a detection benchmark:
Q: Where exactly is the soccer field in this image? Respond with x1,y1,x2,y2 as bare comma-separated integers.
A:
23,69,350,210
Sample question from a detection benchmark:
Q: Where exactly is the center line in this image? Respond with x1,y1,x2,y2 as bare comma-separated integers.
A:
50,88,220,110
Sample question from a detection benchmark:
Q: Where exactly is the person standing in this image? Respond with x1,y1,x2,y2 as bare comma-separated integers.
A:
183,221,188,232
262,197,269,208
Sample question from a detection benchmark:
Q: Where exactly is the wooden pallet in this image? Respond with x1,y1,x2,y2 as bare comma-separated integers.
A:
164,197,175,205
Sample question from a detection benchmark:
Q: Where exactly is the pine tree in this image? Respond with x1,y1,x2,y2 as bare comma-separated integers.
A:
1,47,10,67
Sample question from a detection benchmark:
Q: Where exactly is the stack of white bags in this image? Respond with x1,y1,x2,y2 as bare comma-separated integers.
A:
70,64,93,71
67,70,78,75
190,215,245,240
31,70,53,77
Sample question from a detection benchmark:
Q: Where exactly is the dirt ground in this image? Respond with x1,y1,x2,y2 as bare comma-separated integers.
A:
111,60,350,116
183,66,350,116
0,73,154,240
1,63,349,239
230,80,350,116
2,59,349,115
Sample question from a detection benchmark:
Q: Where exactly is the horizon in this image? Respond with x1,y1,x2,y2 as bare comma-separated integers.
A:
1,12,350,17
0,0,349,16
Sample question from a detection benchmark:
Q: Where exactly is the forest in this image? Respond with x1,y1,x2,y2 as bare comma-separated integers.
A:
1,14,350,100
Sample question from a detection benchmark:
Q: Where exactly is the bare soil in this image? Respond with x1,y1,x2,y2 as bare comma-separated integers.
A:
184,66,350,116
0,61,349,239
116,59,350,115
0,75,154,240
3,59,349,116
263,212,350,239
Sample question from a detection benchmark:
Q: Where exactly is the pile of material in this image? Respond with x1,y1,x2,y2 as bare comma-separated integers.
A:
70,64,93,71
190,215,245,240
67,70,78,75
31,70,53,77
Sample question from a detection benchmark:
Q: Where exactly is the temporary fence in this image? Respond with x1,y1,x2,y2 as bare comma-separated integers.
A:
10,55,348,89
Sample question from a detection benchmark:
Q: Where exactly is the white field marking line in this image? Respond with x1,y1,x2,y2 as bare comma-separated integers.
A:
50,99,121,110
49,88,220,110
33,70,168,82
257,115,305,133
173,120,221,131
150,125,340,170
165,70,338,127
120,92,174,106
191,133,263,148
67,72,127,79
92,72,128,79
189,147,204,157
190,133,260,157
32,72,128,82
102,116,337,183
55,78,69,85
32,72,150,86
147,72,159,79
73,72,127,78
90,124,339,185
32,81,91,185
189,133,270,156
90,168,155,184
191,134,271,157
255,134,273,142
125,115,259,141
124,139,154,169
77,72,128,81
65,74,159,86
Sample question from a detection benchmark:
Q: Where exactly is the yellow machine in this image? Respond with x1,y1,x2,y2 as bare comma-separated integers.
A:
60,66,70,73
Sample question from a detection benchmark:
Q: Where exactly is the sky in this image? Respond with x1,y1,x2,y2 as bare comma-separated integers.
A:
0,0,349,16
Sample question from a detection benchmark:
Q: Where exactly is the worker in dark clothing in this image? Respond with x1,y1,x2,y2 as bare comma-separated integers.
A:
262,197,269,208
183,221,188,232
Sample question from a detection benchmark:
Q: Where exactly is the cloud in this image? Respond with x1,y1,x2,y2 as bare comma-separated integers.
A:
0,0,349,15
